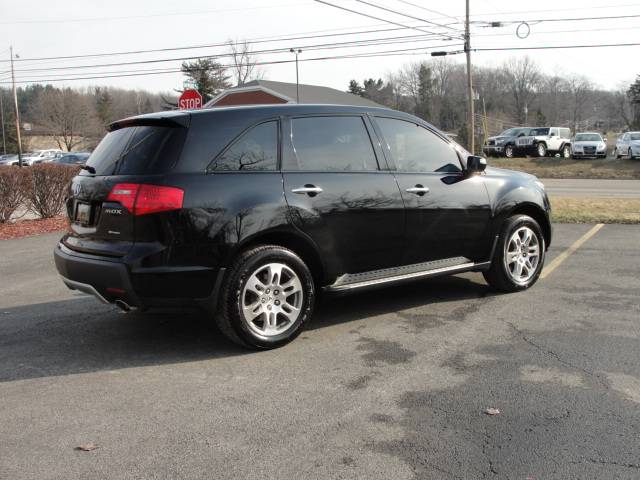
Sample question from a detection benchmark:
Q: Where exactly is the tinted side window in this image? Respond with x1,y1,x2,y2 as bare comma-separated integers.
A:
210,121,278,172
290,116,378,171
375,117,461,173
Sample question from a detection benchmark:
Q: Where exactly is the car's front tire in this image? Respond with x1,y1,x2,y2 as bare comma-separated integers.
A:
217,245,315,349
483,215,545,292
504,145,514,158
537,143,547,157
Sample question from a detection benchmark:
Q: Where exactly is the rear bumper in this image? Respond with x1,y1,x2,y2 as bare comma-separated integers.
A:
54,242,142,307
54,242,224,310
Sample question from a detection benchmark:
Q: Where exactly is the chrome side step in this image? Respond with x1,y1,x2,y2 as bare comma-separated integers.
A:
325,257,476,292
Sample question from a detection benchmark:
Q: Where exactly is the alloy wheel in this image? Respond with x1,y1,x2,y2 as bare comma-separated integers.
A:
537,144,546,157
505,146,514,158
241,262,303,337
504,227,540,284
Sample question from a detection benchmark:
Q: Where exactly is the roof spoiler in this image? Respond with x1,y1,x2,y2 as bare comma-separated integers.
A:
108,113,191,132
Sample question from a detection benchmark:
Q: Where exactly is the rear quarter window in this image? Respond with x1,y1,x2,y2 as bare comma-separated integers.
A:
83,126,186,176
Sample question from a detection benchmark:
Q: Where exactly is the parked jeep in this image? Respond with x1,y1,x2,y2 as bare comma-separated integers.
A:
54,104,551,349
483,127,532,158
515,127,572,158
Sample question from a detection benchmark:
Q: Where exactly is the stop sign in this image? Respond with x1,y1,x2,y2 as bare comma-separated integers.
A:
178,89,203,110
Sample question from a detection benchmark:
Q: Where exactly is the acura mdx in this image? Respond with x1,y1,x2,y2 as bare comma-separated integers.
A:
54,104,552,349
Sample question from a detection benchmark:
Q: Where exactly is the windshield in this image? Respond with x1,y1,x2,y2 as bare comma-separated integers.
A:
530,128,550,136
630,133,640,141
575,134,602,142
500,128,519,136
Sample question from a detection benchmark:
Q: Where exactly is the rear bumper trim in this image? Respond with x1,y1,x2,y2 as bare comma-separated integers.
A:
61,276,110,304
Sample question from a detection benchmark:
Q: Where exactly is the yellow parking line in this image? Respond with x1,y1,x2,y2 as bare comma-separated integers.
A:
540,224,604,279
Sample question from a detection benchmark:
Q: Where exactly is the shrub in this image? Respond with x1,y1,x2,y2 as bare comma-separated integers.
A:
0,167,29,223
25,164,79,219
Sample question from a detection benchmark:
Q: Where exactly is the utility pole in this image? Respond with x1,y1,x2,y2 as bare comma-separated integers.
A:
10,46,23,167
0,87,6,155
464,0,475,154
289,48,302,103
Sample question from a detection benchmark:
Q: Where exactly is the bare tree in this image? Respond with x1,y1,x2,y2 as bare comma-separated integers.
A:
565,75,593,131
32,88,98,151
228,40,264,86
502,57,541,124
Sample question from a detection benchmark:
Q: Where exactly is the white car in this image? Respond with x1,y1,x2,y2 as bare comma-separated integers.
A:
614,132,640,159
21,149,64,166
571,132,607,159
515,127,572,158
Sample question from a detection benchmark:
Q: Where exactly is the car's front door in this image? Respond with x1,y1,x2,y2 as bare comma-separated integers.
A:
282,115,405,279
371,116,493,265
548,128,561,151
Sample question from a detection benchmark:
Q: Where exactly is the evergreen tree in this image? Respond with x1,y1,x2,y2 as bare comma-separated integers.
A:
627,75,640,129
181,58,232,103
347,80,364,96
416,63,433,121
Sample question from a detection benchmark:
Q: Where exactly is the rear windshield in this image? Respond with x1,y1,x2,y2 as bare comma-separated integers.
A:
82,125,186,176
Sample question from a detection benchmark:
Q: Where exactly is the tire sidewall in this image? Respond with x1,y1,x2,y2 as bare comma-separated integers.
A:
505,145,514,158
496,215,545,291
537,143,547,157
228,248,315,348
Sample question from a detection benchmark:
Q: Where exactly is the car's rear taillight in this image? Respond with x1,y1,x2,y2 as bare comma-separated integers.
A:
107,183,183,216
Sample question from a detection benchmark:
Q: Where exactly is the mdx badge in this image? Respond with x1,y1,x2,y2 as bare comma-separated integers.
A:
104,208,123,215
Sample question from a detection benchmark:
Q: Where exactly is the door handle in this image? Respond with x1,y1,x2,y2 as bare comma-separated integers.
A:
405,185,430,195
291,185,323,195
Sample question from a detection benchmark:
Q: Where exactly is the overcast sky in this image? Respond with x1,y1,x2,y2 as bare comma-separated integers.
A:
1,0,639,94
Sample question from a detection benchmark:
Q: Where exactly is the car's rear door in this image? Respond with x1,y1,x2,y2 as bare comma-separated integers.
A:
282,114,405,278
371,115,492,265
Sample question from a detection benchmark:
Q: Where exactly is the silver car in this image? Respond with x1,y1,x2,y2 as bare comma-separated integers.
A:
0,154,20,166
614,131,640,159
571,132,607,159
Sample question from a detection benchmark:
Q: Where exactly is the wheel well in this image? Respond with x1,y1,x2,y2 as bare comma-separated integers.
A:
240,232,325,285
508,204,551,249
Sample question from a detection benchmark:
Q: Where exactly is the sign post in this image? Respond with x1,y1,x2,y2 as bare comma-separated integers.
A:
178,89,203,110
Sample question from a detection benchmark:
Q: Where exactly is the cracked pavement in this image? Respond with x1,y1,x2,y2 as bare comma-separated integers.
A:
0,225,639,479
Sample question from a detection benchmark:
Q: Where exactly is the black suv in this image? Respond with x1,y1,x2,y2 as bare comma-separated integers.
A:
54,104,551,349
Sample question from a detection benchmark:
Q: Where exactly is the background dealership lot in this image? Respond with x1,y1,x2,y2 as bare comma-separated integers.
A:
1,224,639,479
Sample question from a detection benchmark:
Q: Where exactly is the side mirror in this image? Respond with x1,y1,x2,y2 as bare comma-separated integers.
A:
466,155,487,174
549,132,556,137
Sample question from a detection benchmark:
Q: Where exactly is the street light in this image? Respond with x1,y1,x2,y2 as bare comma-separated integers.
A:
289,48,302,103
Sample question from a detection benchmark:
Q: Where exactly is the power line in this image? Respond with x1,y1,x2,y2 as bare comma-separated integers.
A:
473,41,640,52
473,13,640,26
10,34,453,74
0,23,455,65
390,0,459,23
353,0,462,34
312,0,458,40
0,3,307,25
0,44,463,85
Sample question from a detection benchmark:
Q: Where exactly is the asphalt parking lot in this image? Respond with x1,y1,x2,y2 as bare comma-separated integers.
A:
1,225,639,479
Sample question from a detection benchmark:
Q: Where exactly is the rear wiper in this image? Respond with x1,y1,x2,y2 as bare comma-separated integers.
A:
81,165,96,174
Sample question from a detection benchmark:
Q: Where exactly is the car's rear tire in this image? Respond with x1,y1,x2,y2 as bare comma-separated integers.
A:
562,144,571,159
216,245,315,349
483,215,545,292
537,143,547,157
